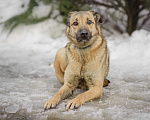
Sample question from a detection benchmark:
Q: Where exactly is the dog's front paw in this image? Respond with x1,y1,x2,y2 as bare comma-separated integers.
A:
44,100,58,110
66,98,82,110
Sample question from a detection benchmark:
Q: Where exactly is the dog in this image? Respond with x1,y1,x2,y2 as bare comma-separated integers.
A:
44,11,110,110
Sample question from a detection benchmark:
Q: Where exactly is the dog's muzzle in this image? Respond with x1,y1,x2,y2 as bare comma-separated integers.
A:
76,29,91,42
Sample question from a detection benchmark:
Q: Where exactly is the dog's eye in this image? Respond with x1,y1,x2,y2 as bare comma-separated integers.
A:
73,22,78,26
87,20,92,25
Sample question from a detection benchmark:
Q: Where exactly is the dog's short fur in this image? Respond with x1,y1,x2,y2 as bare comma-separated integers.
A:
44,11,110,110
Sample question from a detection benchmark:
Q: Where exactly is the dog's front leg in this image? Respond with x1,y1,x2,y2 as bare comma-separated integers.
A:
44,83,75,110
44,63,81,110
66,84,103,110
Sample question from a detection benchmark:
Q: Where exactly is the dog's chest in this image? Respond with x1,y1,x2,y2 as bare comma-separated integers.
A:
79,69,96,89
76,49,96,64
67,47,102,88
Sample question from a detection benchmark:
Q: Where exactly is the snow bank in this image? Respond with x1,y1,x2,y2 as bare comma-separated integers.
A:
107,29,150,79
1,23,149,79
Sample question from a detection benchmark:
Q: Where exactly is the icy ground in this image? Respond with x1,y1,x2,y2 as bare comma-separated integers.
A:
0,22,150,120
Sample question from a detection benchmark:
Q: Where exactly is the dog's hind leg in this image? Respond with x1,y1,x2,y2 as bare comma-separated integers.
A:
54,48,67,84
103,79,110,87
103,48,110,87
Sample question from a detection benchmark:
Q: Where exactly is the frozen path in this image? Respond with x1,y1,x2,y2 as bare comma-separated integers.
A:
0,30,150,120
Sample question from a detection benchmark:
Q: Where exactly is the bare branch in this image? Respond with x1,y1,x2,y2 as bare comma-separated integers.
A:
134,6,145,14
92,1,114,8
138,12,150,29
116,0,126,11
101,26,114,34
92,0,125,13
139,12,150,18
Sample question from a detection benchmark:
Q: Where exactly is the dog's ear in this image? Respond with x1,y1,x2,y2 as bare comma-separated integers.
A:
90,11,103,36
90,11,103,24
67,12,72,26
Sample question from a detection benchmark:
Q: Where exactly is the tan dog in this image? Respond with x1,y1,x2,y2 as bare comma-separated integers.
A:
44,11,110,110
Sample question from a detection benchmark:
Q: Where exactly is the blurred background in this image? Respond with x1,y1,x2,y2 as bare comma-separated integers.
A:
1,0,150,36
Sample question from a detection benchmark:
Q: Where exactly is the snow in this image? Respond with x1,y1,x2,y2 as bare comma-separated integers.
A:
0,1,150,120
108,30,150,79
0,0,29,23
32,1,51,18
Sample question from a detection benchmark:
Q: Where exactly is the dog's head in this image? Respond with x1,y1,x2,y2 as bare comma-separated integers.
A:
66,11,102,48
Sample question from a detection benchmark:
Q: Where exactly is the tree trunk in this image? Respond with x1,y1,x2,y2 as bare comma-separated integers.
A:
126,0,140,35
127,13,138,35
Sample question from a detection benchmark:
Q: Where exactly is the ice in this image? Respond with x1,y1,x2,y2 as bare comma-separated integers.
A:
5,105,20,113
0,1,150,120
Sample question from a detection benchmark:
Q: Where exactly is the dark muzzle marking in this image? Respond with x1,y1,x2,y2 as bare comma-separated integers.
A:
76,29,91,42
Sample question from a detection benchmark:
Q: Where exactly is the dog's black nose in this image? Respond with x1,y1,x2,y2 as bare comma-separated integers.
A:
80,30,88,37
76,29,91,42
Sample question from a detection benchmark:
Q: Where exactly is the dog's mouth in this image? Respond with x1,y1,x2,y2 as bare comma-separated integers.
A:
76,29,91,42
68,32,99,48
76,32,98,42
68,33,98,40
76,35,91,42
